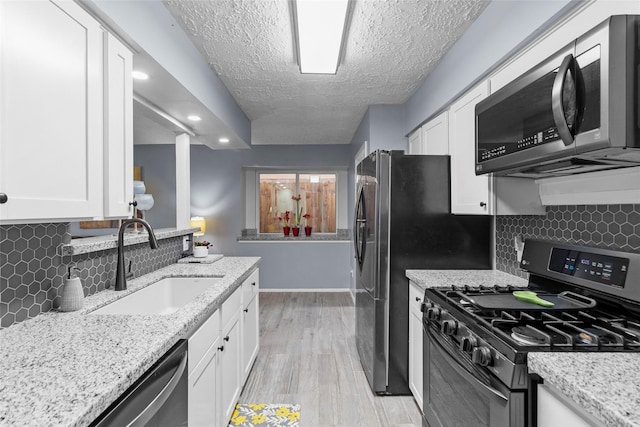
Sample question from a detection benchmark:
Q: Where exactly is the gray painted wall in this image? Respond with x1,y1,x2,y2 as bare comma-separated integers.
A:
134,145,177,229
403,0,577,134
88,0,251,143
368,105,406,153
135,144,354,289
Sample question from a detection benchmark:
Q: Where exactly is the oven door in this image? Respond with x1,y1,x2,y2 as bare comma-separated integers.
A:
423,324,526,427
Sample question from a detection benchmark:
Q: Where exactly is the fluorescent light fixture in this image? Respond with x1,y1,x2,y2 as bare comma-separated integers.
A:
132,70,149,80
187,115,202,121
218,137,230,143
293,0,351,74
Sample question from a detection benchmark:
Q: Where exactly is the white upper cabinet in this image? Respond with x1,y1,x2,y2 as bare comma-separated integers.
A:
0,1,134,224
449,81,491,215
408,111,448,156
103,32,134,219
408,128,422,155
0,0,103,223
421,111,449,155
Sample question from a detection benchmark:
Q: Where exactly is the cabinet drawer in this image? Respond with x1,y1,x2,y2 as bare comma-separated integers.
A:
242,269,259,305
409,281,424,316
188,309,220,376
221,286,241,330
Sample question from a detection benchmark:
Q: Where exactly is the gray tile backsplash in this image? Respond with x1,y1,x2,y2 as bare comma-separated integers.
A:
496,204,640,278
1,223,184,329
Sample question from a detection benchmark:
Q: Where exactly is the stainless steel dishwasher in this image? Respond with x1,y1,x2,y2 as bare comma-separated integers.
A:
90,340,188,427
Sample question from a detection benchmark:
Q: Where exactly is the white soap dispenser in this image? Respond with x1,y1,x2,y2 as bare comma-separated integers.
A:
60,266,84,312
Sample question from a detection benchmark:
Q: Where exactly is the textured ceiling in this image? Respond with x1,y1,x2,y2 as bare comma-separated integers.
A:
163,0,489,145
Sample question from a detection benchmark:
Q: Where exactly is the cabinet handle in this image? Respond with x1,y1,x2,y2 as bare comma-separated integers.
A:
244,308,249,313
129,200,137,207
0,193,7,204
415,297,421,302
479,201,487,208
218,345,224,352
224,335,230,342
251,282,256,287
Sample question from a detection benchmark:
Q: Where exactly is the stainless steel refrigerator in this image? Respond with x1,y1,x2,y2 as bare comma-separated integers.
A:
354,150,492,395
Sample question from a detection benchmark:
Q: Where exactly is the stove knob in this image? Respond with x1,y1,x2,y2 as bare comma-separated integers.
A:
441,320,458,335
426,307,441,321
421,301,433,313
471,347,493,367
460,335,478,353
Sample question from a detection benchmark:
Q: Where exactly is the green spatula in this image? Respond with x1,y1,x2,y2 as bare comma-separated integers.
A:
512,291,555,307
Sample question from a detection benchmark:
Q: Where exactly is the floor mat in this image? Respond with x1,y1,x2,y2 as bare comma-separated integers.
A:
229,403,300,426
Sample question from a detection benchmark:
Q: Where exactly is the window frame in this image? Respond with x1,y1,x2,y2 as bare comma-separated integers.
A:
243,166,348,235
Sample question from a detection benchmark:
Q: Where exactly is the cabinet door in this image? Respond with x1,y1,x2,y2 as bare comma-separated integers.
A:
220,317,242,426
242,294,259,382
421,111,449,155
0,0,102,222
449,82,491,215
408,282,423,411
537,383,605,427
103,32,133,218
188,340,219,427
408,128,423,154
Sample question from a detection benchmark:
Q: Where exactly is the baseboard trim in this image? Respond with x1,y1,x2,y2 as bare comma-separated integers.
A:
259,288,351,293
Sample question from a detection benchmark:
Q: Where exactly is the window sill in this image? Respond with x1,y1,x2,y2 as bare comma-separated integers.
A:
237,228,350,242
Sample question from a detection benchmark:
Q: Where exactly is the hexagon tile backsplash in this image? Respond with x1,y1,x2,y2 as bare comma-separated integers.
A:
1,223,184,329
496,204,640,278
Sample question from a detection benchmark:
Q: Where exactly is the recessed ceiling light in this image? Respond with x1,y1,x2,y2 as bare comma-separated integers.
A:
219,137,230,143
132,70,149,80
187,115,202,121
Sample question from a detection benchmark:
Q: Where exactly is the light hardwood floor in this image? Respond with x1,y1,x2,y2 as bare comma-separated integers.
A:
239,292,423,427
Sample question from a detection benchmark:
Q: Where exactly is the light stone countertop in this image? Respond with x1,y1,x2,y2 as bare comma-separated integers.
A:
406,269,640,427
528,353,640,427
0,256,260,427
61,227,200,255
406,268,529,290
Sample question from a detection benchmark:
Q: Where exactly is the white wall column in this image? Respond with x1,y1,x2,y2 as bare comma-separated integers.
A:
176,133,191,229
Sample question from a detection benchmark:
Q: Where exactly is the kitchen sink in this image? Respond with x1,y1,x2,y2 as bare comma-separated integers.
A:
90,277,223,315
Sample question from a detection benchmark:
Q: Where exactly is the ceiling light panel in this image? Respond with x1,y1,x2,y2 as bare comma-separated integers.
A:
294,0,350,74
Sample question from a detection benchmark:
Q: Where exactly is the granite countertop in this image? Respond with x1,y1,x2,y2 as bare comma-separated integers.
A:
406,269,528,290
0,256,260,427
62,227,200,255
528,353,640,427
406,269,640,427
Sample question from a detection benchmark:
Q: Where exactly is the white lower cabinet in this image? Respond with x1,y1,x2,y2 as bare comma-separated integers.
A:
187,308,220,426
187,268,260,426
219,288,242,426
537,383,605,427
408,281,424,412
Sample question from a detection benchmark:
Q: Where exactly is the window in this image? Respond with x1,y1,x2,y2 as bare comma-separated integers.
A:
259,172,337,233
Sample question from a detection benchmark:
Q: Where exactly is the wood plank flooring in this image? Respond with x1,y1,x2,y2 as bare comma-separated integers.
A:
239,292,423,427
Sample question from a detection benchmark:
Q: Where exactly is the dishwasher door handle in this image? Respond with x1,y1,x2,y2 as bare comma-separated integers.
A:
129,350,188,427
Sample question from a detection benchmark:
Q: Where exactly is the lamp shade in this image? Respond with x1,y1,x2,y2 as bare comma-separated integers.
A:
134,194,154,211
190,216,206,236
133,180,146,195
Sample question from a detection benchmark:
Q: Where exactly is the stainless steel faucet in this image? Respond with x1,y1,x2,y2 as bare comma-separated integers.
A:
115,218,159,291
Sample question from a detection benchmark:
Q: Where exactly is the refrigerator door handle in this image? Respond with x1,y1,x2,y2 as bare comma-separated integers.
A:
354,184,367,266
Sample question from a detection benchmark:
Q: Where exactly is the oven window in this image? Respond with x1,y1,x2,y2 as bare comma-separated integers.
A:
427,342,490,426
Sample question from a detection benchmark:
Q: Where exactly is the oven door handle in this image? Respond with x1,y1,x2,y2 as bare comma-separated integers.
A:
427,328,508,402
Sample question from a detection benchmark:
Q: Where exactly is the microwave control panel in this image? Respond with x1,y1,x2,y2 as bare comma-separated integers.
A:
478,127,559,163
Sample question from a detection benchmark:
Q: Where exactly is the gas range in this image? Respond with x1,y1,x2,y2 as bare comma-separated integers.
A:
422,239,640,390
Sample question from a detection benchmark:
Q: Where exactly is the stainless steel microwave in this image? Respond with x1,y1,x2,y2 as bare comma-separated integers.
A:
475,15,640,178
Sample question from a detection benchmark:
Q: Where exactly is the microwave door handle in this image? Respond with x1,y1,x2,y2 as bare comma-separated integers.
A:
552,54,578,146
